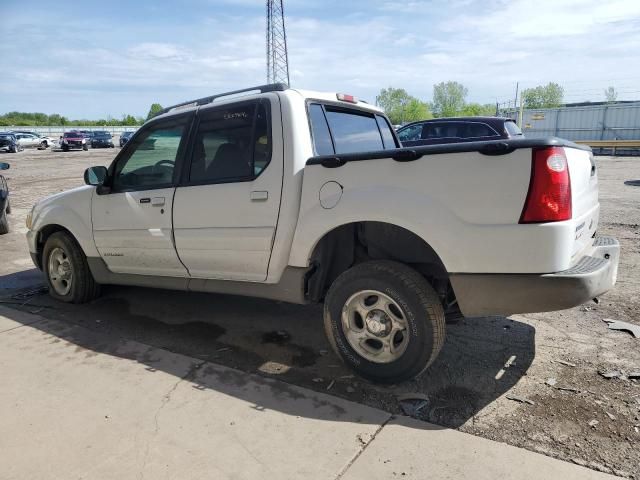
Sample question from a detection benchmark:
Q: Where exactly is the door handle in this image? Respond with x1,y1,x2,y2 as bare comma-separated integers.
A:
151,197,166,206
250,191,268,201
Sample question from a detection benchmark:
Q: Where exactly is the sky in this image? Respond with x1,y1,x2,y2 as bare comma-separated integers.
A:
1,0,640,119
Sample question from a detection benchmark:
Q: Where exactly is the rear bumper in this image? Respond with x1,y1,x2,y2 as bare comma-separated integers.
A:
450,236,620,317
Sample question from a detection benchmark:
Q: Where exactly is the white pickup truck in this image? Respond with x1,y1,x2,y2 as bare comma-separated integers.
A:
26,84,620,383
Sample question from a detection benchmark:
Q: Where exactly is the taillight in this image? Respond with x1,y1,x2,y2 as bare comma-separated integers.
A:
336,93,358,103
519,146,572,223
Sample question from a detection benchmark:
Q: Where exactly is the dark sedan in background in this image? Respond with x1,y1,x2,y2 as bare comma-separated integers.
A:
119,131,134,147
91,131,114,148
0,162,10,234
396,117,523,147
0,133,22,153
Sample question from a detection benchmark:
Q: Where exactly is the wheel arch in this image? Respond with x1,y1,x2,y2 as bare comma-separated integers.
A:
305,221,451,304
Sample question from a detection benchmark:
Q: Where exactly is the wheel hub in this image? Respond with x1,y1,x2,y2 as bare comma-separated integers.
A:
365,310,392,337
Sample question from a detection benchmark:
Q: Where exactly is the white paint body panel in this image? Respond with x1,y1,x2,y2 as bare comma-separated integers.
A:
91,188,188,277
27,88,601,294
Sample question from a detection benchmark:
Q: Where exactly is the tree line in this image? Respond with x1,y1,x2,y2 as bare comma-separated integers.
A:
0,103,165,127
377,82,568,125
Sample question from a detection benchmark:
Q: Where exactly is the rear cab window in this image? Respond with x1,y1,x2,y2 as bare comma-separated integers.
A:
308,103,398,155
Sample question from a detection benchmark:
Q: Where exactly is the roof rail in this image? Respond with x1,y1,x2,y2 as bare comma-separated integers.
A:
157,83,288,116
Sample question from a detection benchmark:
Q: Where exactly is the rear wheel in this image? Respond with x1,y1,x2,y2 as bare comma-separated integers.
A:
43,232,100,303
323,260,445,384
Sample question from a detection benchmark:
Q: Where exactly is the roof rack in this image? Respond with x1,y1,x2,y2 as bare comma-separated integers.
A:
157,83,288,116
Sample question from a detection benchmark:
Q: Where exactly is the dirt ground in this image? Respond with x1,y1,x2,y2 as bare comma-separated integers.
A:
1,147,638,478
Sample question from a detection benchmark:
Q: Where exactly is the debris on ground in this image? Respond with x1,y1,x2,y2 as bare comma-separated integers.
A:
346,386,355,393
319,349,329,356
326,380,335,391
312,377,323,383
599,370,623,379
506,395,535,405
396,393,430,417
602,318,640,338
605,412,617,420
629,371,640,379
557,386,580,393
545,378,557,386
588,419,599,428
555,360,577,367
495,355,517,380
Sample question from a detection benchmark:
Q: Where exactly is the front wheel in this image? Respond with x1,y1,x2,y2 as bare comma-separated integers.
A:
83,144,89,151
42,232,100,303
323,260,445,384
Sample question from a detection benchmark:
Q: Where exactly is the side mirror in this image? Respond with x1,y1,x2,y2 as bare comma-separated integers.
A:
0,162,9,170
84,166,108,186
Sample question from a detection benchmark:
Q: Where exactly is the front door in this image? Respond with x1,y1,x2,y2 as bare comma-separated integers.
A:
173,98,283,281
92,115,191,277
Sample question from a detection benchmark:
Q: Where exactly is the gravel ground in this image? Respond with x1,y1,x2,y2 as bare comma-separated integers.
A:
1,147,638,477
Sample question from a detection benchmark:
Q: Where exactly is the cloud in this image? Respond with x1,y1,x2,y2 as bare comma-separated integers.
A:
1,0,639,117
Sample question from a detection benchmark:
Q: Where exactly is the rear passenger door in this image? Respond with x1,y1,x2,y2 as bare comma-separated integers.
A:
172,97,283,281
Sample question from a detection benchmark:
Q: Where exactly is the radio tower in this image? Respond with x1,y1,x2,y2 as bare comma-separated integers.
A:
266,0,290,86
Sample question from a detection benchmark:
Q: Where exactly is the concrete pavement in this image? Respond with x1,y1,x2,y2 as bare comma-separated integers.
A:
0,306,618,480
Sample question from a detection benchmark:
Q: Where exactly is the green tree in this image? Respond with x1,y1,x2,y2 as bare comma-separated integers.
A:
432,81,468,117
459,102,496,117
146,103,164,120
604,86,617,103
376,88,431,124
522,83,564,109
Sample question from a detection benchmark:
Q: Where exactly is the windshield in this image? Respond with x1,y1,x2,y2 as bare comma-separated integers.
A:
0,135,13,140
95,132,111,137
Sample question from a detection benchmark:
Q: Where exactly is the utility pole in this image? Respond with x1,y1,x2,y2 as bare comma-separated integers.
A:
266,0,290,86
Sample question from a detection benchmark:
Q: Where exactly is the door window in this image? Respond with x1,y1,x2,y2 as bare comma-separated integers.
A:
188,101,271,184
397,124,422,142
112,119,186,191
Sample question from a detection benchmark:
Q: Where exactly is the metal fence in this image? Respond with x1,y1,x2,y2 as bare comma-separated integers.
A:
518,102,640,142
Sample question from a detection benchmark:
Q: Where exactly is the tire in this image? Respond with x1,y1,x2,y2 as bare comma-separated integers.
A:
83,144,89,151
42,231,100,303
0,211,9,234
323,260,445,384
39,141,47,150
62,145,69,152
5,199,10,214
11,145,18,153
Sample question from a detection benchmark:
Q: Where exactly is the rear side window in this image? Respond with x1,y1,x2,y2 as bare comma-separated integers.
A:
376,115,397,149
422,123,462,139
309,103,396,155
465,123,498,138
309,104,334,156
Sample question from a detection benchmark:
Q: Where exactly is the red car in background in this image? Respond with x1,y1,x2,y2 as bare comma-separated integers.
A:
60,131,89,151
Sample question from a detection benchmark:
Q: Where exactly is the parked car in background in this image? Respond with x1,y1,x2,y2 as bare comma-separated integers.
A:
10,130,55,149
119,131,134,147
91,131,114,148
396,117,523,146
13,132,46,150
60,131,89,151
0,162,10,234
0,133,22,153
